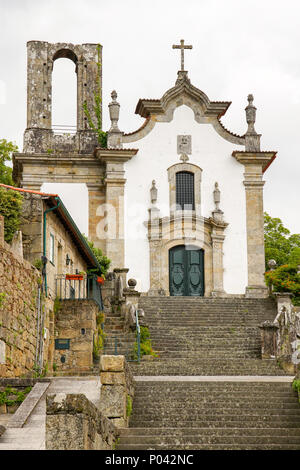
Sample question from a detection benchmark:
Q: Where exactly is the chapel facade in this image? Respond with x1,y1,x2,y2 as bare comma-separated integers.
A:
13,40,277,298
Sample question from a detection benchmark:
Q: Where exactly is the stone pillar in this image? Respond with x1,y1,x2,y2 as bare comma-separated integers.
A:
232,152,276,298
99,355,135,428
77,43,102,131
26,41,51,129
274,292,294,313
259,321,279,359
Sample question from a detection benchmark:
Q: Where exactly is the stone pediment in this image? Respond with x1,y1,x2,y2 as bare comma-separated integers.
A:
123,71,245,145
135,71,231,120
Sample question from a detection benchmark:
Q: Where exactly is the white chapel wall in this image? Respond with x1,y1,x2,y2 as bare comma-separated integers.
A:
123,105,248,294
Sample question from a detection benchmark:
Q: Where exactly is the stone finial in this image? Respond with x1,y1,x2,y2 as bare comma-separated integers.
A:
107,90,123,148
268,259,277,271
150,180,158,205
245,94,257,133
213,182,221,211
108,90,120,132
245,94,261,152
212,182,224,223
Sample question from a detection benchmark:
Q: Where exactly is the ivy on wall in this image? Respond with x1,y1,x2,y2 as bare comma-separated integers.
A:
0,187,23,243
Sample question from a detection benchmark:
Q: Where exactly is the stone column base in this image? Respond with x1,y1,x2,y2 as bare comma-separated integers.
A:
211,290,227,298
245,285,269,298
147,288,167,297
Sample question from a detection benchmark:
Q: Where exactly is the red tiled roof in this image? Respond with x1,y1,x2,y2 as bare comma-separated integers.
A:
0,183,58,197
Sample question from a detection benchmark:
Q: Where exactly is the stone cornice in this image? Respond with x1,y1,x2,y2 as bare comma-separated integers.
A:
94,148,138,163
232,151,277,172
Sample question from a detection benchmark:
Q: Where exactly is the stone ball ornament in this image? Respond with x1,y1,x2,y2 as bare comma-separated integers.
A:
267,259,277,270
128,278,137,289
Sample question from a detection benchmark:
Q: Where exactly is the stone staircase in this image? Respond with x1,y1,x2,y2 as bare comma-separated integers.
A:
129,297,287,376
103,311,136,359
117,381,300,450
116,296,300,450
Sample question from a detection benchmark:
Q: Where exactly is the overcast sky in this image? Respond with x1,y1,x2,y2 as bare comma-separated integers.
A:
0,0,299,235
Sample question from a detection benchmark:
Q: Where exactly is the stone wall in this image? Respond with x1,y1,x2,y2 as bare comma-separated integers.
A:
46,393,119,450
53,299,99,373
0,215,41,377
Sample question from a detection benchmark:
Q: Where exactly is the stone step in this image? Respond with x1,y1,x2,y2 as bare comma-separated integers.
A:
129,360,288,375
116,443,300,450
118,434,300,446
128,419,300,429
119,427,300,437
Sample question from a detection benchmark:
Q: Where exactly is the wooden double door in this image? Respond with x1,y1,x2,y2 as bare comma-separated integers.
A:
169,245,204,296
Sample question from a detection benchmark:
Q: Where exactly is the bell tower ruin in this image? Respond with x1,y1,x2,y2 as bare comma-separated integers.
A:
13,41,137,269
23,41,102,154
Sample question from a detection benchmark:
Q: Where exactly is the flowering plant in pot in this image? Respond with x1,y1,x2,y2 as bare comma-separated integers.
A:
96,275,105,285
66,273,84,281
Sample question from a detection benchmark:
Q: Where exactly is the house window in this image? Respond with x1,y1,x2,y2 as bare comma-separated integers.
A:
176,171,195,210
49,233,55,264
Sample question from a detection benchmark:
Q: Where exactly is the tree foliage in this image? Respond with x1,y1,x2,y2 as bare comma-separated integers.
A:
264,212,300,269
0,187,23,243
265,265,300,306
0,139,18,185
264,213,300,305
82,234,111,276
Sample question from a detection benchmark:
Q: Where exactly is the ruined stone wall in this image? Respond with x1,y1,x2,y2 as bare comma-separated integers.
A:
46,393,119,450
53,299,99,373
0,217,41,377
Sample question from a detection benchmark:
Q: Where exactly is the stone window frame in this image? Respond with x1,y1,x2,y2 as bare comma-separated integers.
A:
167,162,202,216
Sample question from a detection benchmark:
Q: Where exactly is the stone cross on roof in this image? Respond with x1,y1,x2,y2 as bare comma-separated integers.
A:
172,39,193,71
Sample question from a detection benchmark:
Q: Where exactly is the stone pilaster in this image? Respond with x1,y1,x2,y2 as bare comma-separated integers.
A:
232,151,276,298
86,183,106,253
94,148,138,270
211,230,226,296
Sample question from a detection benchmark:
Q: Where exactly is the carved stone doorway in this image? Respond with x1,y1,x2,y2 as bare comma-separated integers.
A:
169,245,204,296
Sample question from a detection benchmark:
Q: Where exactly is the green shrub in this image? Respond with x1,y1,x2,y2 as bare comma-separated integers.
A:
133,326,158,359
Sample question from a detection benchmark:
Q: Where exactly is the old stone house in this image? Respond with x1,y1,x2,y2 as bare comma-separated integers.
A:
0,184,103,377
12,40,277,299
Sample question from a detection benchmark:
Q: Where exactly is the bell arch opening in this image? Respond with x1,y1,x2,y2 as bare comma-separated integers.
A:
52,53,77,132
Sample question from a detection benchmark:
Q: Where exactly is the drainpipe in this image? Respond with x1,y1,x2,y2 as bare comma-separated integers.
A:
43,197,60,297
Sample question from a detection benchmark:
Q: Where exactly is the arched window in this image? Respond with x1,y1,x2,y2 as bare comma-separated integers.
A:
176,171,195,210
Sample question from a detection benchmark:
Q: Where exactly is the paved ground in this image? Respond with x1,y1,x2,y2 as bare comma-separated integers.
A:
0,376,101,450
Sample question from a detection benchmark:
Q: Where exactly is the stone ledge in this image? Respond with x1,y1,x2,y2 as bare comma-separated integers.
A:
7,382,50,428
